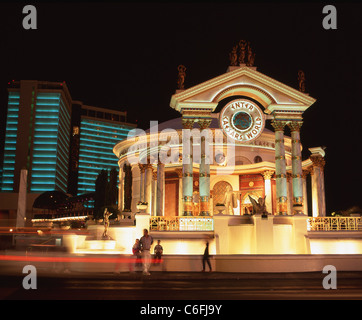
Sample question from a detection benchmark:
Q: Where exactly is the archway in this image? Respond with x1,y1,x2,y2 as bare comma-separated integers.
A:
212,181,233,215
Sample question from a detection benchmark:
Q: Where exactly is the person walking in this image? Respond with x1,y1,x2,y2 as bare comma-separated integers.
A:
139,229,153,275
202,241,212,272
129,238,141,273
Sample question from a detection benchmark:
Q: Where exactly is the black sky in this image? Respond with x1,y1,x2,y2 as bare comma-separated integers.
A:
0,2,361,213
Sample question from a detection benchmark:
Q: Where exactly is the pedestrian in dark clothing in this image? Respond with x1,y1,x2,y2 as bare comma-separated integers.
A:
154,240,163,261
202,241,212,272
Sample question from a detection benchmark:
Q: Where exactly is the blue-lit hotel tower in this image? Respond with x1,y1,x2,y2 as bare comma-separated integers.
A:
1,80,72,194
1,79,136,208
68,102,136,196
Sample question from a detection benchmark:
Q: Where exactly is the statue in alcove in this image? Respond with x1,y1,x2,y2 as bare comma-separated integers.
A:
223,186,237,215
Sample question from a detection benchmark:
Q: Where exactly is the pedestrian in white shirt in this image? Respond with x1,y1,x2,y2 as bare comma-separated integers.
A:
139,229,153,275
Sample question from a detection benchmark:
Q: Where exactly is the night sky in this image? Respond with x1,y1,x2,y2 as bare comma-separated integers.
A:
0,2,361,213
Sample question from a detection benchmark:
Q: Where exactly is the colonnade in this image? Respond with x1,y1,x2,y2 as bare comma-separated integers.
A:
181,118,212,216
117,120,326,217
271,120,305,215
270,120,326,216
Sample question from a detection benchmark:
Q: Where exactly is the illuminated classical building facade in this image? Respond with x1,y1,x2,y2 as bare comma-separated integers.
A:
30,56,362,270
102,62,345,261
114,65,326,219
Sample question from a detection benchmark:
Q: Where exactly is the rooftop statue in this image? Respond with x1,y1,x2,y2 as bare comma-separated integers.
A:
177,65,186,90
238,40,248,65
229,45,238,66
246,42,255,67
298,70,306,92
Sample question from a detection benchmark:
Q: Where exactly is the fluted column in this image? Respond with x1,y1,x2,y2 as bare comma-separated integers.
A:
262,170,274,214
310,155,326,217
302,170,309,216
144,163,153,214
271,120,288,215
118,168,124,211
156,162,165,216
175,169,183,216
288,121,304,214
286,173,293,215
182,119,194,216
198,119,212,216
138,164,146,202
152,171,157,216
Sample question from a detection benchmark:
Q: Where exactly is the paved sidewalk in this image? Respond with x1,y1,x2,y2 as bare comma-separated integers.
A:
24,270,362,281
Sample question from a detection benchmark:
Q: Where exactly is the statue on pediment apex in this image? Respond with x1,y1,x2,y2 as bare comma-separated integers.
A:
229,45,238,66
238,40,248,65
298,70,306,93
177,65,186,90
246,42,255,67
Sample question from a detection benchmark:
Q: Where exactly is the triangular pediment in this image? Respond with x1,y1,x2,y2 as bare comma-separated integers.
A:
170,66,316,114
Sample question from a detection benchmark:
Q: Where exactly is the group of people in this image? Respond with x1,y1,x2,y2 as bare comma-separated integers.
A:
130,229,212,275
131,229,163,275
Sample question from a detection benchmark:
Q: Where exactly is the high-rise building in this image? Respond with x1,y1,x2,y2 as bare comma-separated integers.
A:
68,102,136,196
1,80,72,193
0,80,136,224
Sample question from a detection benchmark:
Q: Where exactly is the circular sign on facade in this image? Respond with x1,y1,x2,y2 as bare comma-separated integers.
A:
219,99,265,143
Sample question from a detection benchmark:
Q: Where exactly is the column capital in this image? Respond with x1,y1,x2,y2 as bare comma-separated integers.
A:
287,120,303,132
262,170,274,180
302,170,309,179
271,120,288,131
182,118,195,129
198,119,212,130
310,155,325,169
138,163,146,173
